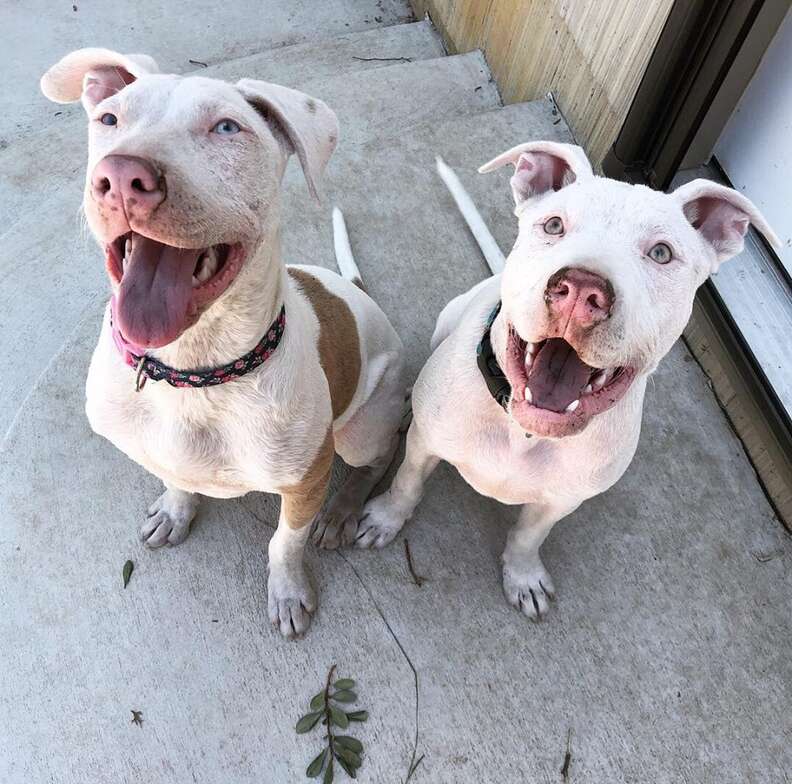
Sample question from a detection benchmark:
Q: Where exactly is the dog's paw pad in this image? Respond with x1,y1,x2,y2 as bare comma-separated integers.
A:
502,562,556,621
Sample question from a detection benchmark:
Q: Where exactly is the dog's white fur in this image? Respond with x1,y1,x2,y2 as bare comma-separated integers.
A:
41,49,406,639
359,141,778,620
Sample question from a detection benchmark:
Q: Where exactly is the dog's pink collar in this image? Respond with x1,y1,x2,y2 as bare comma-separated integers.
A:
109,296,286,391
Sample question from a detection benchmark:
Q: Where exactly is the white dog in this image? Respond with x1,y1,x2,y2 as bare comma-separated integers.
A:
352,141,778,620
40,49,406,639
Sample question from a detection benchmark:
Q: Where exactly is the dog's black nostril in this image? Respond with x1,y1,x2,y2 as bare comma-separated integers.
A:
557,284,569,297
96,177,111,195
131,177,146,192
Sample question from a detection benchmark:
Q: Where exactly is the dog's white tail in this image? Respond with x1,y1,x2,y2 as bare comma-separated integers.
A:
435,155,505,275
333,207,364,289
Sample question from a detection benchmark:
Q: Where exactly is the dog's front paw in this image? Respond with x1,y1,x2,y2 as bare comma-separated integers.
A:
267,566,316,640
140,489,199,548
355,494,406,549
502,560,556,621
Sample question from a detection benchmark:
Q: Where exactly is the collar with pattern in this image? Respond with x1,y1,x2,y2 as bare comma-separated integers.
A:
110,298,286,391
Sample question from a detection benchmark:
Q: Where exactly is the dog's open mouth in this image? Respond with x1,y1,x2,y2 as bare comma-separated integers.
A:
106,231,245,348
503,323,636,437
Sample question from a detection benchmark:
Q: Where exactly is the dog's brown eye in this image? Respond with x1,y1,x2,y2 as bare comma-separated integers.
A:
648,242,672,264
543,216,564,235
100,113,117,126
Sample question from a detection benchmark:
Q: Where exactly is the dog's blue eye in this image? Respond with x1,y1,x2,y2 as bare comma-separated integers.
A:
212,118,241,135
648,242,672,264
543,216,564,235
100,113,117,126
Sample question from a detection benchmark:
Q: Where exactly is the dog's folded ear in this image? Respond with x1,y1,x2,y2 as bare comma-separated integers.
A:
237,79,338,202
41,48,159,113
673,179,780,270
478,141,593,208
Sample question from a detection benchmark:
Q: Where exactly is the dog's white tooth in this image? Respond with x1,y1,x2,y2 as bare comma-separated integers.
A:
205,249,220,279
124,238,132,259
583,384,592,395
194,251,215,284
528,342,539,355
524,354,533,370
525,387,533,404
566,399,580,412
592,370,607,390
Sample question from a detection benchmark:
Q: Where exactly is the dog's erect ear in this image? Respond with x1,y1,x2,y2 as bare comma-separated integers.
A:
41,48,159,114
673,179,780,270
236,79,338,202
479,141,593,207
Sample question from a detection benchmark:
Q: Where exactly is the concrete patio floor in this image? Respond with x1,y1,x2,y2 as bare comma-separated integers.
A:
1,4,791,783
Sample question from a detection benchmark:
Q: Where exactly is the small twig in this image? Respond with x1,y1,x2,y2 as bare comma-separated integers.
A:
352,56,412,63
188,59,208,67
560,728,572,782
321,664,337,781
131,710,143,727
403,539,425,587
324,664,337,747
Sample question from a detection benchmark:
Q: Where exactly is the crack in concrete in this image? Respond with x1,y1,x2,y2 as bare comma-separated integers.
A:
336,549,422,784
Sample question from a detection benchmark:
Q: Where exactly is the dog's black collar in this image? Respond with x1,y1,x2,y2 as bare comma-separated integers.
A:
476,302,512,411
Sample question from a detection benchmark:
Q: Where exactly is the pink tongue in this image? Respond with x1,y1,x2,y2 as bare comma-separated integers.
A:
527,338,594,412
116,235,201,348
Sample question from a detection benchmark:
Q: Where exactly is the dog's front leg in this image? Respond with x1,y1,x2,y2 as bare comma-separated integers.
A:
140,485,200,548
356,420,439,549
269,442,332,639
502,498,580,621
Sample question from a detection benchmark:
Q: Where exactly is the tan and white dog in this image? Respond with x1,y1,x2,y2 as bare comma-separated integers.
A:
351,141,778,620
41,49,406,639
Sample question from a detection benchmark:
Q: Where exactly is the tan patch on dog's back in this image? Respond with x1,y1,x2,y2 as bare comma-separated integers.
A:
288,268,361,419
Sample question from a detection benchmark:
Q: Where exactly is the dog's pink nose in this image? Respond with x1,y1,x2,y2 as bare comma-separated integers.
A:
545,267,614,328
90,155,165,214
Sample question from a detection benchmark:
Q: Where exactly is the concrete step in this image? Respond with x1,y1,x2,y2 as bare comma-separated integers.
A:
2,97,790,783
0,50,499,438
21,20,446,137
4,0,413,142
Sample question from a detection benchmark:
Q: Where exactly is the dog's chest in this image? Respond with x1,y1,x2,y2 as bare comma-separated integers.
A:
87,373,299,498
453,430,567,504
423,393,633,505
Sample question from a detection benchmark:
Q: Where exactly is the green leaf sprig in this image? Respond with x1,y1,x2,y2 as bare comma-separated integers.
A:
296,664,367,781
